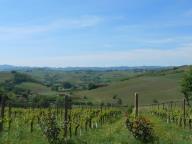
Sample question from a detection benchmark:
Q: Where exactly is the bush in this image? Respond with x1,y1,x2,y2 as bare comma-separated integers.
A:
88,83,97,90
39,111,61,144
62,82,73,89
126,116,157,143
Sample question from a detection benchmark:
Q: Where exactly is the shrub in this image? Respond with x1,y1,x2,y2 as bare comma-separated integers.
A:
126,116,157,143
39,112,61,144
62,82,73,89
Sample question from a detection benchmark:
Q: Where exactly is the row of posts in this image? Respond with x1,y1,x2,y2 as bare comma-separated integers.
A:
0,96,5,132
1,92,187,134
0,94,72,135
134,93,186,121
134,93,187,128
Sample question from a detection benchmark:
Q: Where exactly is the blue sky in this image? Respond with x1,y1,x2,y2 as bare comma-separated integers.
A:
0,0,192,67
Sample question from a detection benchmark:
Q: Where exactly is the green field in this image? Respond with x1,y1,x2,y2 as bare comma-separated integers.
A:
23,69,140,89
0,72,14,83
75,70,185,105
16,82,58,96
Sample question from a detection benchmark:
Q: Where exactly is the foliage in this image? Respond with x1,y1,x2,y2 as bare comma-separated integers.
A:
88,83,98,90
40,111,61,144
62,81,73,89
113,95,117,99
13,72,37,84
0,106,121,144
181,68,192,106
126,116,157,143
116,98,122,105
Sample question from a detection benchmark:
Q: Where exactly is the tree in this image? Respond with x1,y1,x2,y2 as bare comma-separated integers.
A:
117,98,122,105
88,83,97,90
181,68,192,106
62,82,73,89
113,95,117,99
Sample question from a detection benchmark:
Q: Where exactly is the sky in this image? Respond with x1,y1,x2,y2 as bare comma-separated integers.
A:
0,0,192,67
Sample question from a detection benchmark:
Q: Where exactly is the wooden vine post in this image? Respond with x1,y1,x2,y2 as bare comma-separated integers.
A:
162,103,165,109
134,92,139,118
63,94,72,138
170,101,173,110
183,98,186,128
8,103,12,131
0,96,6,132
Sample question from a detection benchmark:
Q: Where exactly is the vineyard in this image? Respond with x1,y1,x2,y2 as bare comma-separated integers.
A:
1,94,192,144
143,99,192,129
0,96,122,144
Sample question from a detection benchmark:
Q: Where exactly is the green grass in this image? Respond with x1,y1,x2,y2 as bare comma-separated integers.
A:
16,82,58,96
0,123,48,144
71,117,137,144
75,72,185,105
142,114,192,144
70,112,192,144
69,112,192,144
0,71,58,97
0,72,13,83
1,111,192,144
24,69,139,85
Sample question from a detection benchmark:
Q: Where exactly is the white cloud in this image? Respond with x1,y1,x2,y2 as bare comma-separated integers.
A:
0,15,102,39
2,46,192,67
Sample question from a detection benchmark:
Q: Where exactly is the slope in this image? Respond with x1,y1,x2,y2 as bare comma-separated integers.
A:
75,68,188,105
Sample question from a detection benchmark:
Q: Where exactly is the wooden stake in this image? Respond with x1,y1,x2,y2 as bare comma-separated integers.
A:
183,98,186,127
0,96,5,132
134,93,139,118
64,95,68,138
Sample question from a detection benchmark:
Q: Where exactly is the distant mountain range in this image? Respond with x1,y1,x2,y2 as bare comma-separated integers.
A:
0,64,173,72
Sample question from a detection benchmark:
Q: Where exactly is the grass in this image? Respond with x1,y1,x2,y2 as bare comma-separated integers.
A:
142,114,192,144
69,112,192,144
0,72,13,83
0,123,48,144
71,117,137,144
71,112,192,144
75,72,185,105
16,82,58,96
24,69,139,85
1,110,192,144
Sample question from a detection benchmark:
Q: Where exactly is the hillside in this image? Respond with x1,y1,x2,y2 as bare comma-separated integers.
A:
15,82,57,97
0,65,170,89
74,66,190,105
0,72,14,83
1,66,191,106
0,72,58,105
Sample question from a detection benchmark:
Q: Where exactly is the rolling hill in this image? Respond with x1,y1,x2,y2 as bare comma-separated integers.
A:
0,72,58,99
0,65,191,106
74,66,191,106
0,72,14,83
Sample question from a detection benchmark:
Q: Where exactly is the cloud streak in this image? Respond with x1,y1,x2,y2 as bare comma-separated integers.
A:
0,16,102,38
